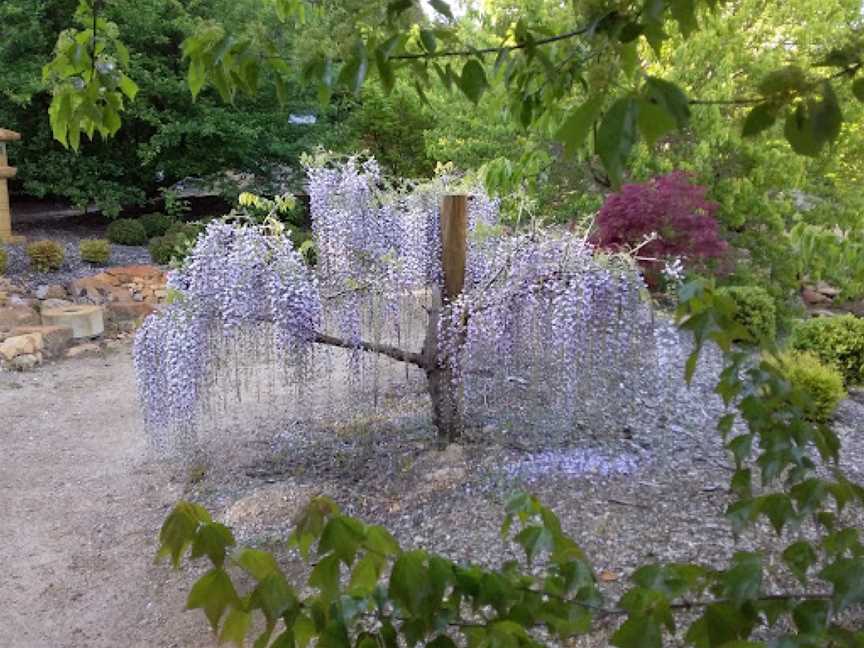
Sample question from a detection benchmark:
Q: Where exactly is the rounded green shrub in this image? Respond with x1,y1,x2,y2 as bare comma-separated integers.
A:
717,285,777,342
79,238,112,264
26,240,65,272
148,235,177,265
0,246,7,274
789,314,864,385
770,351,846,422
149,222,205,266
140,212,175,238
106,218,148,246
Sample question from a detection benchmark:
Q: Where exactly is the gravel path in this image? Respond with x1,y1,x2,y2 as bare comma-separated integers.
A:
1,338,863,646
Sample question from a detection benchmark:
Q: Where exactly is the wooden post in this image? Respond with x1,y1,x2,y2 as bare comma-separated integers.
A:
0,128,22,244
424,194,468,447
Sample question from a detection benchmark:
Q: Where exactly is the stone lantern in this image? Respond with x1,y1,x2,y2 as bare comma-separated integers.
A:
0,128,23,244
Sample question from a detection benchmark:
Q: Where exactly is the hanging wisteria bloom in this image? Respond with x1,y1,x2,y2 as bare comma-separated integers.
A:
135,155,667,455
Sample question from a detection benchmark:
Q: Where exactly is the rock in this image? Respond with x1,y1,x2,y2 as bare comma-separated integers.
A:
106,301,156,323
12,325,73,358
67,273,114,302
0,332,44,361
44,284,68,300
34,285,49,300
801,287,830,306
840,299,864,318
809,308,838,318
10,353,42,371
0,305,40,329
40,298,74,310
105,265,166,285
221,484,317,540
41,304,104,339
816,281,841,298
65,342,101,359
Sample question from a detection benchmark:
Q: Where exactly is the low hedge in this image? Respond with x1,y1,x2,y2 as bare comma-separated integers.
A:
789,314,864,385
717,285,777,342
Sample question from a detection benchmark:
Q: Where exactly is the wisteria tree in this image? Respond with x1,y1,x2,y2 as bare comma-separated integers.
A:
134,157,657,452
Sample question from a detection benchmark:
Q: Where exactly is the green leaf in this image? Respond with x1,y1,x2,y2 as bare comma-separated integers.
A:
669,0,697,37
310,554,342,601
611,615,661,648
419,30,437,54
852,77,864,102
349,554,381,595
375,49,395,94
364,525,400,556
820,558,864,611
644,76,690,129
190,523,236,567
186,568,240,630
596,96,639,189
252,572,298,622
637,98,676,147
742,103,778,137
158,501,212,567
235,548,280,580
429,0,454,20
556,96,604,157
458,60,488,104
187,58,206,99
758,493,796,535
792,599,829,634
220,608,252,647
758,66,808,96
782,541,817,584
720,552,762,604
117,73,138,100
389,550,427,615
515,526,553,564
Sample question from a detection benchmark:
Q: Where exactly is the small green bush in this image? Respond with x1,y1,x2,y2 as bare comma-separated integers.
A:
789,314,864,385
770,351,846,422
0,246,7,274
717,285,777,342
149,222,205,266
148,235,177,265
106,218,148,246
79,238,112,264
140,212,175,238
26,240,65,272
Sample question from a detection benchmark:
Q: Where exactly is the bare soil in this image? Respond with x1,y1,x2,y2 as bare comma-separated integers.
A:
0,348,208,648
2,342,863,647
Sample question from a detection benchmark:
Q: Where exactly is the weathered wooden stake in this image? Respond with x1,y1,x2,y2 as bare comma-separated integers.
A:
423,194,468,446
0,128,23,244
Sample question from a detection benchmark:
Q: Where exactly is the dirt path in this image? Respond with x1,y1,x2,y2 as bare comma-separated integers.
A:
0,348,210,647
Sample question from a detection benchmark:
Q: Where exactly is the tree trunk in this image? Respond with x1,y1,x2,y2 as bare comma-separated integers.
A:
423,292,463,448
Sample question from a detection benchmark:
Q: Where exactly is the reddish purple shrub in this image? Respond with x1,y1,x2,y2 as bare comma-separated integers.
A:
593,172,727,281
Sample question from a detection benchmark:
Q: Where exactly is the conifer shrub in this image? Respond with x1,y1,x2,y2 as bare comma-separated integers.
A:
717,285,777,342
106,218,148,246
789,314,864,385
148,222,205,266
79,238,112,265
0,246,6,274
769,351,846,422
140,212,175,238
26,240,65,272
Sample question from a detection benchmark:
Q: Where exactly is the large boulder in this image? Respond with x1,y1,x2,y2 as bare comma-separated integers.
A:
41,304,104,338
12,325,74,358
0,305,40,329
0,332,44,366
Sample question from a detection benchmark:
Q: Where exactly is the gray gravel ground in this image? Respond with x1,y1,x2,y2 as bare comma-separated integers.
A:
2,330,863,647
4,220,153,289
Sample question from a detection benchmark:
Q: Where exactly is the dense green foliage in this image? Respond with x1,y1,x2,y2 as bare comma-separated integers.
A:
105,217,147,245
716,286,777,343
790,315,864,386
0,0,351,214
139,212,175,239
158,282,864,647
769,351,846,422
78,237,111,264
26,239,65,272
790,223,864,301
149,221,206,266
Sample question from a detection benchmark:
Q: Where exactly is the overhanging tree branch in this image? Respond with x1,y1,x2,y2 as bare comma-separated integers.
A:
314,332,425,368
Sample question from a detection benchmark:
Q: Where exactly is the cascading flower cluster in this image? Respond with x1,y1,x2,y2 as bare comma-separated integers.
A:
134,222,319,451
135,156,668,454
